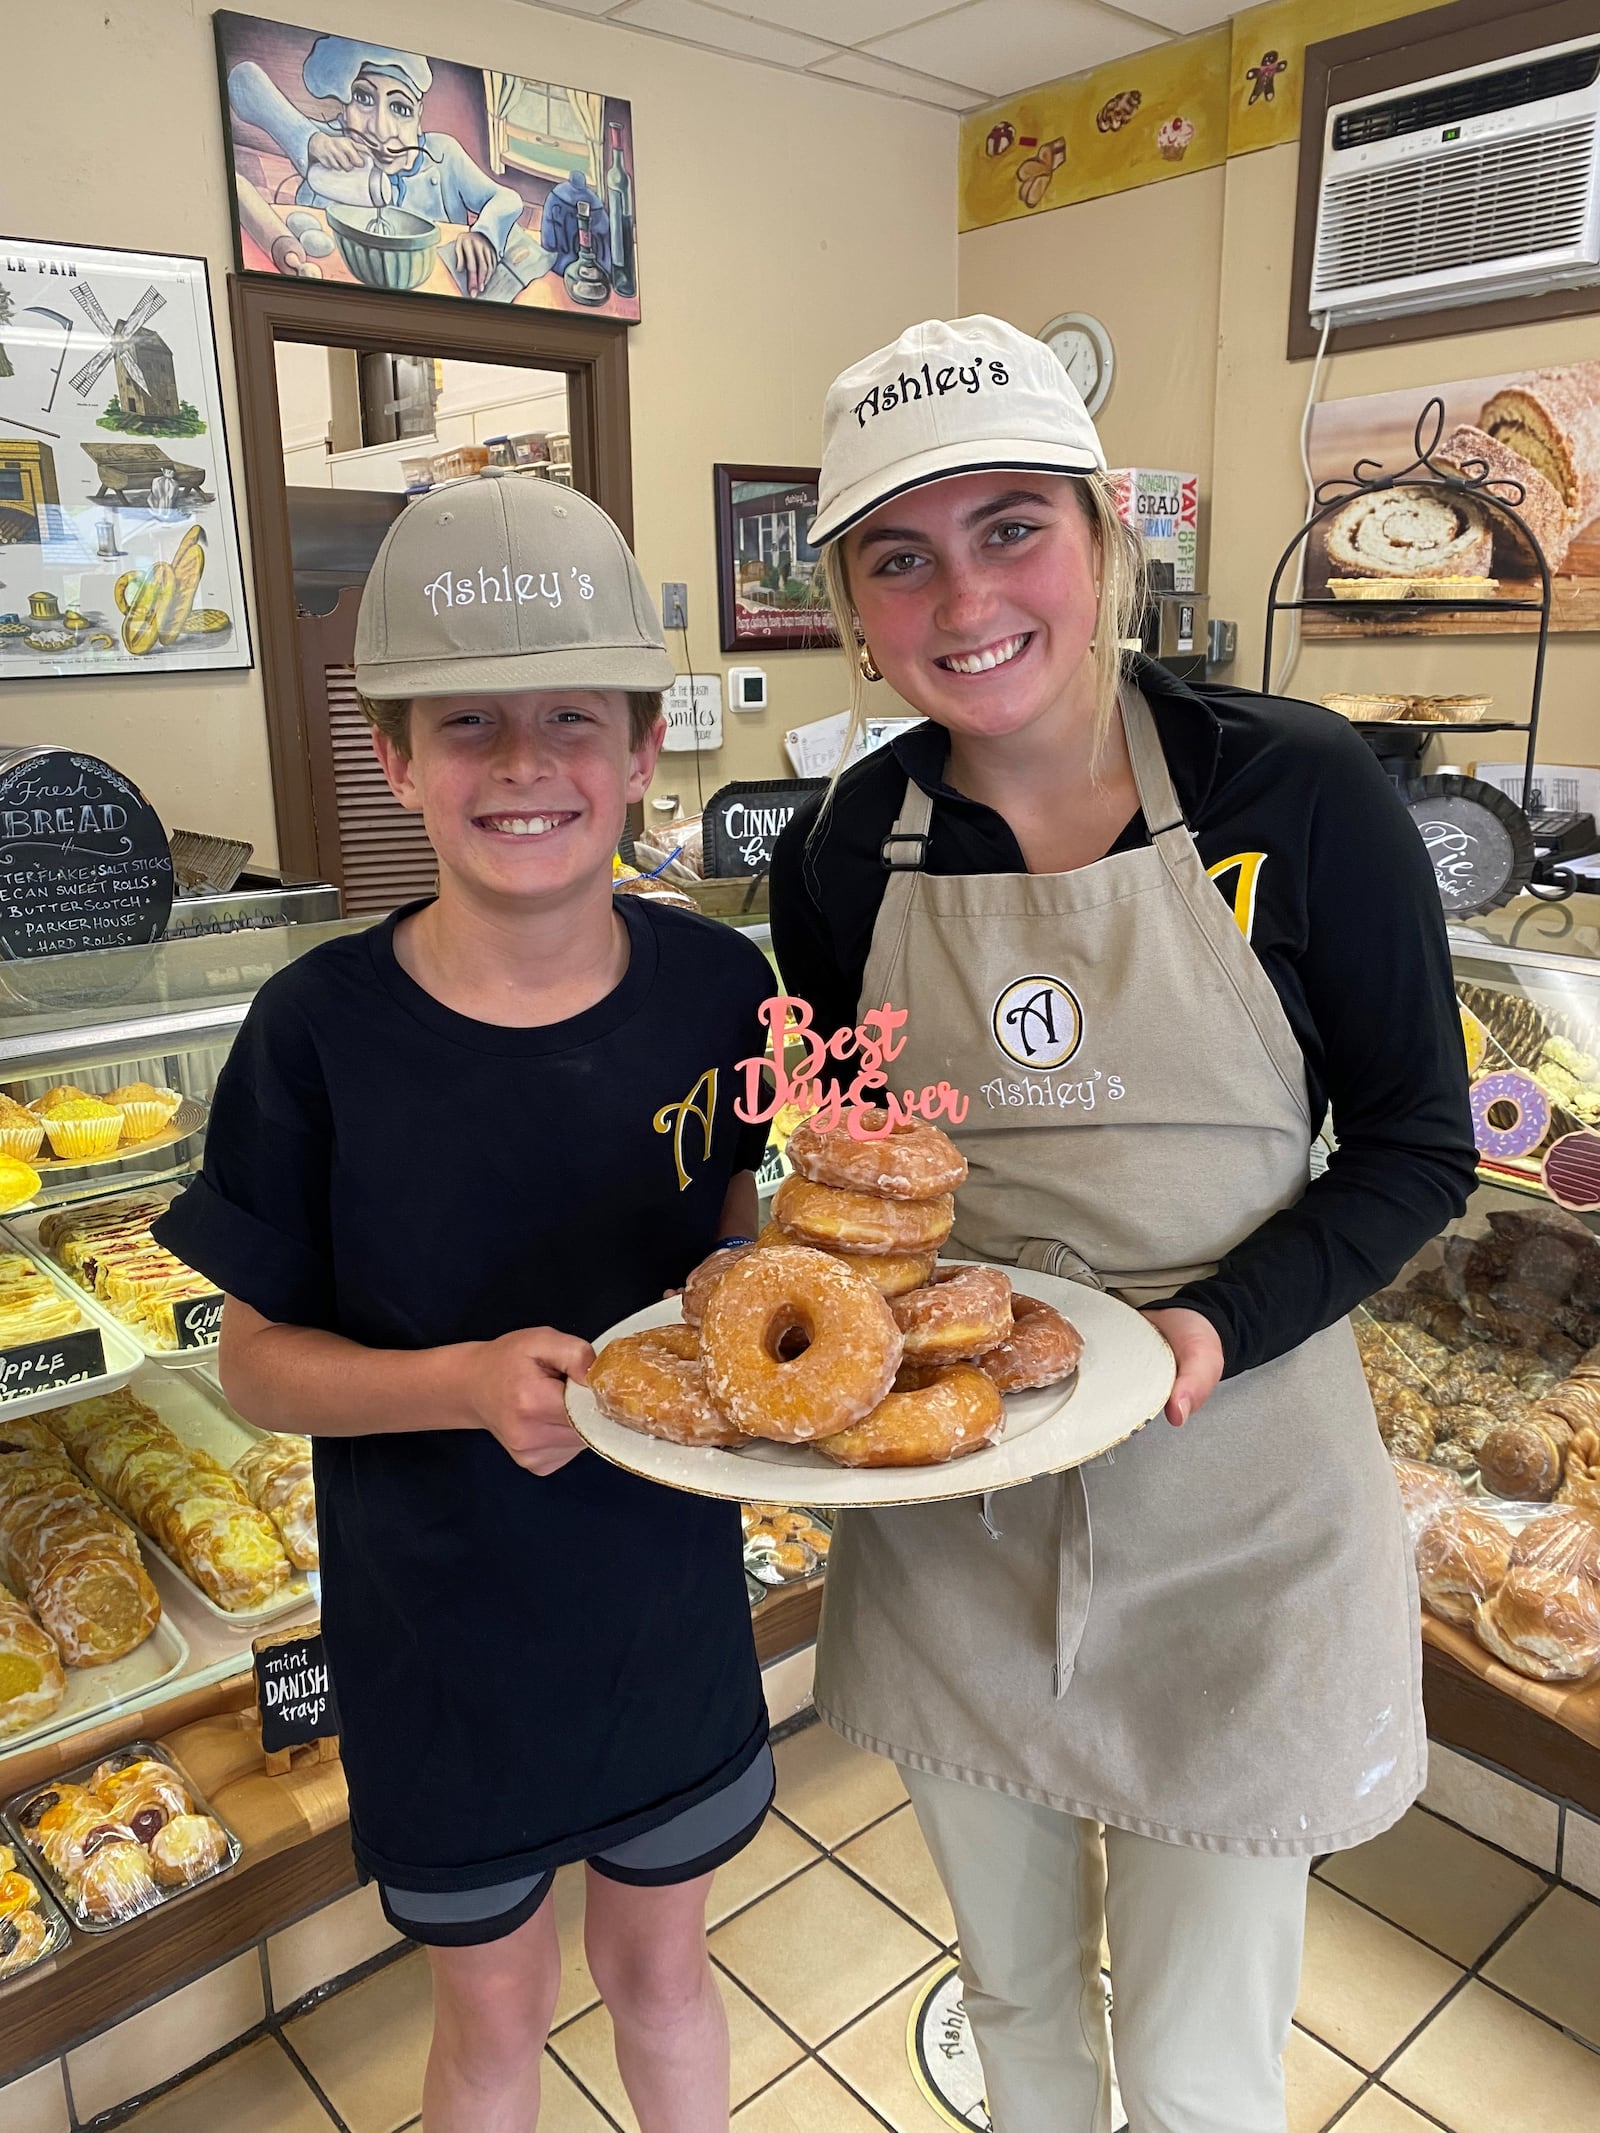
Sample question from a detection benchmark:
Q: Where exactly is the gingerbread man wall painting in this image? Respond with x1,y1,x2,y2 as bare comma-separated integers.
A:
214,12,640,321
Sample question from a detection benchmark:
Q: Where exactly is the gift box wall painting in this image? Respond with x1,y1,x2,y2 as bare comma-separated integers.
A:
214,12,640,321
0,238,251,682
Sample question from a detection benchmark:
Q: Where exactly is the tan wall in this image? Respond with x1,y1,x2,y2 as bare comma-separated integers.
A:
959,141,1600,769
1,0,956,868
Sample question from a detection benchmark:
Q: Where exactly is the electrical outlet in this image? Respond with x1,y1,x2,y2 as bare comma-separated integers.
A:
661,583,688,631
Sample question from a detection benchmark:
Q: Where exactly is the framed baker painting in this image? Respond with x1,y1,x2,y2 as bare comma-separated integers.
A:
714,465,839,654
0,237,251,682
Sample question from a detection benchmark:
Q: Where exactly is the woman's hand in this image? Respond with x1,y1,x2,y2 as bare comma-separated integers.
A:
465,1327,593,1475
1140,1306,1225,1428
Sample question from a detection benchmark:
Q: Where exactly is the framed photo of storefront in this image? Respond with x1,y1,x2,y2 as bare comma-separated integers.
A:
714,465,839,654
214,12,640,322
0,238,252,683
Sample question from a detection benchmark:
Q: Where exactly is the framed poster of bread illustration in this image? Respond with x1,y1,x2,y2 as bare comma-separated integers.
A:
1304,364,1600,637
0,239,251,682
214,12,640,321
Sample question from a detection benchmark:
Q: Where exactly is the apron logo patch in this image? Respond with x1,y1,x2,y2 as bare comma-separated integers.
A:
992,975,1083,1071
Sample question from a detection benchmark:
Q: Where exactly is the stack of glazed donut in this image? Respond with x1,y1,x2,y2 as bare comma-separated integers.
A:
588,1113,1083,1468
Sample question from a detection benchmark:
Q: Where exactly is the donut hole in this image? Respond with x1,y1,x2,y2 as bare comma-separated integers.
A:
763,1306,815,1364
1487,1099,1521,1131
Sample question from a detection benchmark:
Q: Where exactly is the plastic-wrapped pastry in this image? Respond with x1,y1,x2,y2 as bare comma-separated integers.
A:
32,1546,161,1666
1392,1459,1464,1547
92,1754,192,1820
1416,1504,1515,1624
1473,1378,1534,1427
0,1906,50,1978
15,1781,93,1838
0,1583,65,1739
148,1813,228,1889
1473,1510,1600,1681
76,1836,158,1922
1557,1426,1600,1522
232,1436,318,1569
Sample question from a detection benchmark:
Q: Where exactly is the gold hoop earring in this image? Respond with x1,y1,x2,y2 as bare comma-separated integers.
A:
858,644,883,684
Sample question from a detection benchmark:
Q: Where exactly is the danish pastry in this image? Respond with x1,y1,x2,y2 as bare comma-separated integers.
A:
0,1906,49,1978
149,1813,228,1889
0,1586,66,1739
33,1545,161,1666
232,1437,318,1569
773,1175,954,1257
76,1837,157,1921
701,1246,902,1442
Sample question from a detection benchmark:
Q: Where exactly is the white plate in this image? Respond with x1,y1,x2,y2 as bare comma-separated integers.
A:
6,1196,219,1369
566,1267,1174,1508
0,1244,144,1419
0,1610,189,1760
48,1368,311,1628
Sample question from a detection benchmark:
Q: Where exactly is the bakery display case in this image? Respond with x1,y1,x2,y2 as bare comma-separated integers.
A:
1352,897,1600,1812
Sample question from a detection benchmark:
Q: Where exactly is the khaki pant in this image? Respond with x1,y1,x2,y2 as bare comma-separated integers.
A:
904,1767,1311,2133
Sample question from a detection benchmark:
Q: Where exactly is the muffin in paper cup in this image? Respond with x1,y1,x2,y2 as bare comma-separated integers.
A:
39,1098,125,1161
0,1096,44,1163
107,1084,182,1144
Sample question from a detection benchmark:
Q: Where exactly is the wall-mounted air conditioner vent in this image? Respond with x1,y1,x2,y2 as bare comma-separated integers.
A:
1311,37,1600,324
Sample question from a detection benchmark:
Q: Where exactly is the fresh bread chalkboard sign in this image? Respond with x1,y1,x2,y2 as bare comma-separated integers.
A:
703,779,824,877
0,747,173,958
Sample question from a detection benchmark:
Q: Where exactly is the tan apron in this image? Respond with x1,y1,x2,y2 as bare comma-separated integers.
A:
814,689,1424,1858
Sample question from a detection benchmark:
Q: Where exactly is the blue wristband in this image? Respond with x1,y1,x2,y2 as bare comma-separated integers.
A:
714,1235,757,1251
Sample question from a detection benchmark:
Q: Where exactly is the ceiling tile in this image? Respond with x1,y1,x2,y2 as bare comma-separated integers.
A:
733,1,945,43
866,0,1168,100
612,0,838,66
1128,1,1237,29
809,49,985,111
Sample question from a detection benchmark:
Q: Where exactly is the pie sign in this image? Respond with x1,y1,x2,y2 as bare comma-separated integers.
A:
1402,775,1534,919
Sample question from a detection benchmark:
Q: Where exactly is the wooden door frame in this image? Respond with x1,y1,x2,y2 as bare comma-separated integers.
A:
228,276,634,880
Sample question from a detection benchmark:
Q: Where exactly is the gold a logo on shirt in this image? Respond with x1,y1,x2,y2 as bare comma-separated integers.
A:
654,1068,718,1192
991,976,1084,1071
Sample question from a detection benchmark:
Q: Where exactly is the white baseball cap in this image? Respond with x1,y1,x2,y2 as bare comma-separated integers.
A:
355,471,674,699
809,314,1106,548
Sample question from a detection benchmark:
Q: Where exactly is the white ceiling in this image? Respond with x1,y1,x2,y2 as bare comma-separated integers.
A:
531,0,1241,113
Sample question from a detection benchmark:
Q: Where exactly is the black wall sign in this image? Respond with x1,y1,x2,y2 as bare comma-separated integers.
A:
0,1327,106,1403
254,1625,338,1758
0,747,173,960
703,779,824,877
1402,775,1535,919
174,1292,224,1350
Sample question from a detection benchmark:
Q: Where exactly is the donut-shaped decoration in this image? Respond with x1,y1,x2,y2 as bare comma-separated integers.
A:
1542,1128,1600,1211
1459,1004,1487,1076
1469,1069,1551,1161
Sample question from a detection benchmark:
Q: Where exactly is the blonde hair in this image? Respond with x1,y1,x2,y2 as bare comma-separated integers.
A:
820,473,1146,787
359,690,664,756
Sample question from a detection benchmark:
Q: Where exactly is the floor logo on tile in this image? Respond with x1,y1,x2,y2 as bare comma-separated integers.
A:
908,1958,1126,2129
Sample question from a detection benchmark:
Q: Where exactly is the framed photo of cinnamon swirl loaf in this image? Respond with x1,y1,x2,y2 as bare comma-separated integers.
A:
1305,365,1600,635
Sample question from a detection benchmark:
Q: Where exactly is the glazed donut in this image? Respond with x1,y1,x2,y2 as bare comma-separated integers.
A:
892,1265,1013,1362
816,1364,1003,1467
786,1110,967,1200
758,1220,933,1299
701,1246,902,1441
1470,1070,1551,1162
681,1242,758,1327
773,1174,954,1258
588,1326,745,1447
974,1294,1085,1393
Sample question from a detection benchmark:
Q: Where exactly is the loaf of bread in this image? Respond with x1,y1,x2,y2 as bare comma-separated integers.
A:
1480,364,1600,536
1435,422,1574,572
1472,1508,1600,1681
1391,1457,1463,1547
1416,1503,1515,1625
1324,487,1492,579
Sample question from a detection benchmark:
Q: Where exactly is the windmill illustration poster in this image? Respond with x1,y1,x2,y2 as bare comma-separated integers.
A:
0,238,251,681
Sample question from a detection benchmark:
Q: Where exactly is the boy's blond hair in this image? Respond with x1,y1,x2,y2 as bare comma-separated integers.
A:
359,691,665,756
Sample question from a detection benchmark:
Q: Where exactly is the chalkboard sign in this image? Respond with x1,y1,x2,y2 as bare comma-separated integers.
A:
254,1621,339,1771
703,779,824,877
0,747,173,959
0,1327,106,1404
174,1292,224,1350
1402,775,1535,919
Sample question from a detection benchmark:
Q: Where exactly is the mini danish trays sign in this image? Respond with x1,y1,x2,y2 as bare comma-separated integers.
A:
254,1620,338,1774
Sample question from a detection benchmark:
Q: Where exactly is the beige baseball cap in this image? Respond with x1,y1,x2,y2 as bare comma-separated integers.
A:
809,314,1106,548
354,471,675,698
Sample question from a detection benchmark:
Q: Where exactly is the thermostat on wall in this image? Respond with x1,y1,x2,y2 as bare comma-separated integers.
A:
728,667,767,712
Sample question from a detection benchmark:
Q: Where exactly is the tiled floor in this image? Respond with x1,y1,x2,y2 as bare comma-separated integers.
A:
99,1719,1600,2132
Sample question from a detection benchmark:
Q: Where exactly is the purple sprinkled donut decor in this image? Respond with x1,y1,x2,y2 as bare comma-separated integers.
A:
1543,1129,1600,1211
1469,1069,1550,1162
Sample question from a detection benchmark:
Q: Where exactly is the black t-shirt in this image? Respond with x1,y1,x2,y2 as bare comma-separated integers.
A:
156,895,773,1890
769,657,1477,1378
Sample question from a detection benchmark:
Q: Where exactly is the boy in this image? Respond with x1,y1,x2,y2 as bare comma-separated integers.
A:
156,474,773,2133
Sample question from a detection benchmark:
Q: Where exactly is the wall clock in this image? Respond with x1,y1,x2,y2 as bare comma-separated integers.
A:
1038,312,1115,415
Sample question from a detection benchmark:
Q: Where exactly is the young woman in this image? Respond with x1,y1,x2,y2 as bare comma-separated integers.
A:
769,316,1476,2133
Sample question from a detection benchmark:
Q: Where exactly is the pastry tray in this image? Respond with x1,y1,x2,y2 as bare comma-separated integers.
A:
0,1244,144,1420
5,1193,221,1369
27,1096,208,1184
5,1741,241,1934
0,1610,189,1762
0,1850,70,1986
47,1369,312,1628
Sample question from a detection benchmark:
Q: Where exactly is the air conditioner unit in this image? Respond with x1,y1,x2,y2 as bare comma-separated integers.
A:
1310,37,1600,325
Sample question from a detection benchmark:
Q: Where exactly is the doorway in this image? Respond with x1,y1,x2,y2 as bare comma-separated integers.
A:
229,277,632,888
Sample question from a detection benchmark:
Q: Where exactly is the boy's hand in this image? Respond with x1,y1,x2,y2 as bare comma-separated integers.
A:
467,1329,594,1476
